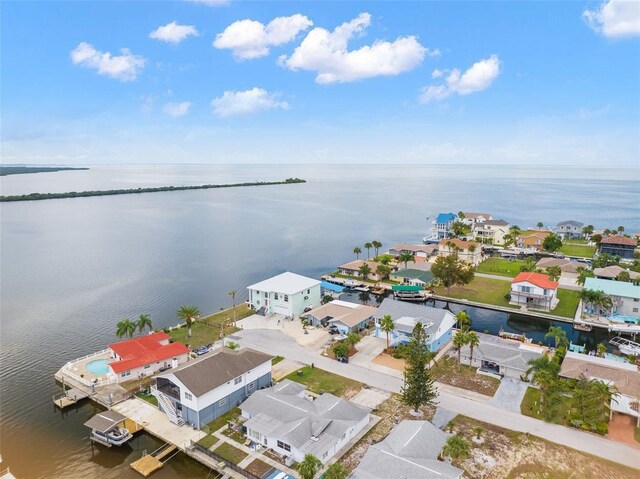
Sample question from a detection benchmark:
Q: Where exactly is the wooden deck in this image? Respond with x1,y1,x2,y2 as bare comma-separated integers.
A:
53,387,90,409
124,418,144,434
130,444,177,477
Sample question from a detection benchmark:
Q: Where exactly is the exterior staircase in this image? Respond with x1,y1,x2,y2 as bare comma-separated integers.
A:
151,385,185,426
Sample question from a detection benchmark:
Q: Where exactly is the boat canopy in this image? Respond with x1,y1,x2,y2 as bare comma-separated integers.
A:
392,285,422,292
321,281,345,293
84,410,127,433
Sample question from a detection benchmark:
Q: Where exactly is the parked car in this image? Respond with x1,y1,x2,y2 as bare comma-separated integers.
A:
336,356,349,363
328,325,340,335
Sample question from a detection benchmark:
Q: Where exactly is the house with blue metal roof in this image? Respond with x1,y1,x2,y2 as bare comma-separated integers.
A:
584,277,640,322
429,212,457,241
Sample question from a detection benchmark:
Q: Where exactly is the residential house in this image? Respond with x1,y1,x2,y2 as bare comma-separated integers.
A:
517,231,550,251
241,379,370,464
350,420,463,479
338,259,387,282
560,351,640,427
389,268,434,287
556,220,584,239
388,244,438,261
583,277,640,320
437,238,482,265
460,212,493,227
247,272,321,318
473,219,510,245
593,265,640,281
107,332,190,383
535,257,580,276
600,235,638,260
373,298,456,352
430,213,457,240
152,348,272,428
510,272,559,311
303,300,376,334
458,332,545,379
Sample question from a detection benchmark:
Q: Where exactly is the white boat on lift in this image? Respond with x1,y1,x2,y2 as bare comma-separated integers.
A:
84,410,133,447
609,336,640,357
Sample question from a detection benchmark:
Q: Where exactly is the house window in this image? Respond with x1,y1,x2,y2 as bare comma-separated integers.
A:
234,376,242,385
274,293,279,300
634,299,639,302
219,397,227,406
277,440,291,452
144,364,151,369
633,308,638,313
121,371,131,377
520,286,531,293
185,392,193,401
284,295,289,302
264,291,268,298
248,382,255,391
307,289,310,294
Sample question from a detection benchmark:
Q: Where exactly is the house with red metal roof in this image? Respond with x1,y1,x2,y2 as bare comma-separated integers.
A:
107,332,190,383
510,272,559,311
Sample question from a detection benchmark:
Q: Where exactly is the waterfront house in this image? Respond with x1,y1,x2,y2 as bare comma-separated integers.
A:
560,351,640,427
437,238,482,265
510,272,558,311
593,265,640,281
302,300,376,334
516,232,550,251
460,212,493,227
430,213,457,240
535,257,580,276
388,244,437,261
583,277,640,320
473,219,510,245
247,272,321,318
241,379,370,464
458,332,545,379
389,268,434,287
152,348,272,428
338,259,386,282
600,235,638,260
373,298,455,352
350,420,463,479
107,332,190,383
556,220,584,239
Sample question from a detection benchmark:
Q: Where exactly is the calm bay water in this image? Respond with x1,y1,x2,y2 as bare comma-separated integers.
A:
1,164,638,478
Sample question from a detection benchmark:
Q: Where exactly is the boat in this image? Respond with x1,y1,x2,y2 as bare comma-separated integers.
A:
498,328,531,343
573,322,592,332
353,285,370,292
84,410,133,447
609,337,640,357
343,279,363,288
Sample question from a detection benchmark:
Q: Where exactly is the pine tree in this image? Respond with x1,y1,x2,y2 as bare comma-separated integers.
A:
401,322,439,412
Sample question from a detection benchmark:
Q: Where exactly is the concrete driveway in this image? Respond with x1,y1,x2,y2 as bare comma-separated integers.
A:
237,313,329,351
489,377,530,413
350,335,386,367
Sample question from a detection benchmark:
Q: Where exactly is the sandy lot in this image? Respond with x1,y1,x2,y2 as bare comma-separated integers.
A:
607,413,640,448
371,352,405,371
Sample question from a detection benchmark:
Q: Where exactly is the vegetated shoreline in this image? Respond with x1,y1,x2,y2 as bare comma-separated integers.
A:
0,166,90,176
0,178,306,202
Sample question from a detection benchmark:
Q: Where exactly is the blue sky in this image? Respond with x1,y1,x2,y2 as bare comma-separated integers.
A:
1,0,639,165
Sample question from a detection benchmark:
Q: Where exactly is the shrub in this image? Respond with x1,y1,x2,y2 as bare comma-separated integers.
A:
226,341,239,350
392,344,409,359
333,342,350,358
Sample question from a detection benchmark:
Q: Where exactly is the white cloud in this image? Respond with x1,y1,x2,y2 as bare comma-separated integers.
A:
583,0,640,38
280,13,430,84
186,0,229,6
150,21,199,44
211,88,289,117
163,101,192,117
431,68,444,78
70,42,145,81
213,14,313,60
419,55,501,103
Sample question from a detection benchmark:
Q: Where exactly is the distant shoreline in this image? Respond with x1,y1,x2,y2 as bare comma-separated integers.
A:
0,178,306,202
0,166,90,176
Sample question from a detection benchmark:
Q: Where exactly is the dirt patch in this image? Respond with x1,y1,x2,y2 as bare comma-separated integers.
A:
448,416,639,479
431,357,500,396
245,458,273,477
607,413,640,448
372,352,405,371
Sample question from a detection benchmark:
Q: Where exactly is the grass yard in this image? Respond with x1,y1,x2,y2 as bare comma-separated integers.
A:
168,304,251,348
135,391,158,407
430,357,501,396
559,244,596,258
476,258,527,277
272,355,285,365
549,288,581,318
520,387,571,426
204,407,241,433
283,366,363,398
213,442,248,465
196,434,218,449
436,276,517,309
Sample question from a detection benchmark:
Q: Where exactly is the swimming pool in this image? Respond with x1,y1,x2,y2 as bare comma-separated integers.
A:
85,359,109,375
609,314,639,324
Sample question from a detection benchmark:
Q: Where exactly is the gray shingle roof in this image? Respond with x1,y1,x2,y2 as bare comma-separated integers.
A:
374,298,451,336
351,421,463,479
459,332,544,372
483,219,509,226
557,220,584,227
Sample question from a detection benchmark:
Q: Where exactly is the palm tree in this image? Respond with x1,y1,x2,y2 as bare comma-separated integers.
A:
353,246,362,259
228,290,238,322
510,225,521,244
380,314,395,351
616,271,631,282
116,318,136,338
545,326,568,349
443,434,470,460
617,226,624,233
375,264,391,281
576,266,594,286
297,454,322,479
177,305,200,338
453,330,468,371
324,462,348,479
455,310,471,331
467,331,480,366
372,240,382,258
398,252,414,269
546,266,561,282
526,355,560,412
596,343,607,358
537,221,544,229
364,242,373,259
359,263,372,280
379,256,392,265
136,314,153,334
346,332,361,351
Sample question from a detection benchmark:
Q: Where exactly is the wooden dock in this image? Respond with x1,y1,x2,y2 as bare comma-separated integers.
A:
53,387,90,409
124,418,144,434
130,444,177,477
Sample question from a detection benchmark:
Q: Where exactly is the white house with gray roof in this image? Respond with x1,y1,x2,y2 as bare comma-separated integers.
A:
557,220,584,239
373,298,456,352
350,420,463,479
240,379,370,464
458,332,545,379
247,272,321,317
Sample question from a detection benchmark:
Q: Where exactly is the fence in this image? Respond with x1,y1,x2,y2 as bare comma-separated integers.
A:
190,441,261,479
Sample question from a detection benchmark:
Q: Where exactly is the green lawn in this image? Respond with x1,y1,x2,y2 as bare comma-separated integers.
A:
559,244,596,258
283,366,363,397
520,387,571,425
436,276,517,309
168,304,252,348
213,442,248,464
204,407,241,433
272,355,285,365
136,391,158,407
549,289,581,318
476,258,526,277
197,434,218,449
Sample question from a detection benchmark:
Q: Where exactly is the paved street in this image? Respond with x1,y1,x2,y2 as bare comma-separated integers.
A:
231,329,640,470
